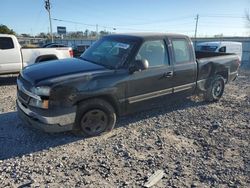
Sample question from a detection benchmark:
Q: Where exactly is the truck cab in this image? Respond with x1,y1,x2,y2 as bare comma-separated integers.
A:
0,34,22,73
0,34,73,75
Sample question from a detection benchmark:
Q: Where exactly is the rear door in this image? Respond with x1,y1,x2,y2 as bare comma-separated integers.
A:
0,36,22,73
169,37,197,95
127,39,173,105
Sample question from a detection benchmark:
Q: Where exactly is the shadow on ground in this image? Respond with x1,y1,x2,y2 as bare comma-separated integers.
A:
0,97,207,160
0,111,81,160
0,76,18,86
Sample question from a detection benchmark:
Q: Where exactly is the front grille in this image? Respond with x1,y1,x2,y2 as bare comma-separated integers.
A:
17,75,32,104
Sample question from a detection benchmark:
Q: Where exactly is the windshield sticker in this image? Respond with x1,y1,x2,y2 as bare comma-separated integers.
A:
115,43,130,49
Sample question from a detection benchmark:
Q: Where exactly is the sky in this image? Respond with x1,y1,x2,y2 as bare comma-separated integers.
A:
1,0,250,37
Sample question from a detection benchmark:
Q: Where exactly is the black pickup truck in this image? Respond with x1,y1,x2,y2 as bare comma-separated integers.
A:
17,33,240,136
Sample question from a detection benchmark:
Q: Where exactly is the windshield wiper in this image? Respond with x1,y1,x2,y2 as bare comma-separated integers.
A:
80,57,114,69
80,57,98,64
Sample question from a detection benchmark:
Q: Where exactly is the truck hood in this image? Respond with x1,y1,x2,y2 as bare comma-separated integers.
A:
21,58,108,85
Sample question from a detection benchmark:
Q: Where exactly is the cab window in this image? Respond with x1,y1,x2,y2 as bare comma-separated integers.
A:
136,40,168,67
218,46,226,53
0,37,14,50
172,38,191,64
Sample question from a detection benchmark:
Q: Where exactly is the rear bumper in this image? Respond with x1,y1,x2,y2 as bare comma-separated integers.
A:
17,99,76,133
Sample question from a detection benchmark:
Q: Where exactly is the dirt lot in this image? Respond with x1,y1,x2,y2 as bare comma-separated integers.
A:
0,70,249,187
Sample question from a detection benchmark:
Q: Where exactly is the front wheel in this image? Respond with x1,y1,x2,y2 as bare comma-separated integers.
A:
204,75,225,102
75,98,116,137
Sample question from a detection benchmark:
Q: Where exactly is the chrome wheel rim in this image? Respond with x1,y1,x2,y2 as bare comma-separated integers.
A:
212,80,223,97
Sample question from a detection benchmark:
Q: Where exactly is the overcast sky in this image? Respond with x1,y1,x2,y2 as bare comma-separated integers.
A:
1,0,250,37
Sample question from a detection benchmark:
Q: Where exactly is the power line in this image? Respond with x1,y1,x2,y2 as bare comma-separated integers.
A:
52,17,197,33
52,18,157,32
201,14,245,19
115,15,195,27
52,18,116,30
52,18,96,27
51,13,247,35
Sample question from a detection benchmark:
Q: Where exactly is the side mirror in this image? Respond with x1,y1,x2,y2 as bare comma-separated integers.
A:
129,59,149,74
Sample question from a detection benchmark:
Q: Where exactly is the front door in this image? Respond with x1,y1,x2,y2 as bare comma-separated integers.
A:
126,39,173,112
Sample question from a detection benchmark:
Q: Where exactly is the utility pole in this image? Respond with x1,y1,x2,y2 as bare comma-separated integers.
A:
45,0,54,42
194,14,199,49
96,24,99,39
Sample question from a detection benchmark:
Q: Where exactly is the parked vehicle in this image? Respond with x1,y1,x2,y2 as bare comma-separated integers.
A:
73,44,90,58
17,33,240,136
196,41,242,61
0,34,73,74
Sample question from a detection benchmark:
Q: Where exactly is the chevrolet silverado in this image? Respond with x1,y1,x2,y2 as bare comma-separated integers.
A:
16,33,240,136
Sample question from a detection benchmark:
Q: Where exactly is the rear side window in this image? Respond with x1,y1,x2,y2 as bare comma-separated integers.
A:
0,37,14,50
136,40,168,67
199,45,217,52
172,39,191,64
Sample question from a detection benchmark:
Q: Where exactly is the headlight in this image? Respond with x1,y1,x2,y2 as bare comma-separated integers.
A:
29,86,51,109
31,86,51,96
29,98,49,109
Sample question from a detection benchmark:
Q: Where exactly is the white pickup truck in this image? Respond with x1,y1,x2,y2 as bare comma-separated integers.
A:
0,34,73,74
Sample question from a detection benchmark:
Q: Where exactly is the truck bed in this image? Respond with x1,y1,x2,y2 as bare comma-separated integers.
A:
195,51,240,91
195,51,235,60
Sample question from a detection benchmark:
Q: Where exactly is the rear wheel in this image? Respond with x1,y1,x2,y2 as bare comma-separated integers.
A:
204,75,225,102
75,99,116,137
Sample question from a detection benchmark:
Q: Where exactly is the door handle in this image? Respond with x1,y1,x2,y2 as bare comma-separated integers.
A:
163,71,173,78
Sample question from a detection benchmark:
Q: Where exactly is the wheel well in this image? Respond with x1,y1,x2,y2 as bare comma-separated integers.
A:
76,95,120,116
205,67,228,90
208,63,228,83
215,71,228,83
35,55,58,63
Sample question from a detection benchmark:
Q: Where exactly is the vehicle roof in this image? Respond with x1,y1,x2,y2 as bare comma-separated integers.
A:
197,41,242,46
0,34,15,37
106,32,188,40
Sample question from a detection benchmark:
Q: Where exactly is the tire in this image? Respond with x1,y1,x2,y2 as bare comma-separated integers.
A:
75,98,116,137
204,75,225,102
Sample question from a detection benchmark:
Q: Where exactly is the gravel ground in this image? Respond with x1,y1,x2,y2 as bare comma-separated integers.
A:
0,70,249,188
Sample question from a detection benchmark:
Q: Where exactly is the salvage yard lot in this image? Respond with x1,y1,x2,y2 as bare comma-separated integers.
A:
0,70,249,187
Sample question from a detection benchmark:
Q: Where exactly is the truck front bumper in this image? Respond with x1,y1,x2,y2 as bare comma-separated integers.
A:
17,99,76,133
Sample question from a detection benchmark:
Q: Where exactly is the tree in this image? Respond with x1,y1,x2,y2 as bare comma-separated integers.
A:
245,10,250,36
67,31,84,39
99,30,110,36
89,31,97,38
245,9,250,26
20,33,31,37
84,29,89,38
36,32,48,38
0,24,15,35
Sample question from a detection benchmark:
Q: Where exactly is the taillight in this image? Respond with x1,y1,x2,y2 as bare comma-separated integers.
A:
69,49,74,57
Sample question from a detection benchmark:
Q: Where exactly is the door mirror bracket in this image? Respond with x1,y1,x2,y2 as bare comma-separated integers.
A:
129,59,149,74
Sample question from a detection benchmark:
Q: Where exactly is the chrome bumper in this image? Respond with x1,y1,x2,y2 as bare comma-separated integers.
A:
17,99,76,132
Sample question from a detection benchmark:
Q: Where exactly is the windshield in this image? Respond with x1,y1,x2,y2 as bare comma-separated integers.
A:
81,38,135,69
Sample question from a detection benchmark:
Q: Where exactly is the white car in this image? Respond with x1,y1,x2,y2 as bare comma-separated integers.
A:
0,34,73,74
196,41,242,61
